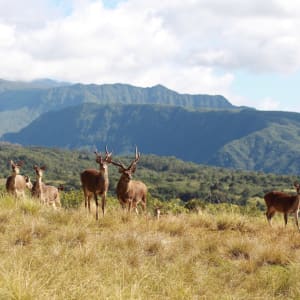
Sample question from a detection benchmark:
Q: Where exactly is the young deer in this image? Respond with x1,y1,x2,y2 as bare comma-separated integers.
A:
6,160,28,198
31,165,62,209
264,182,300,231
111,147,147,214
24,176,33,191
80,147,112,220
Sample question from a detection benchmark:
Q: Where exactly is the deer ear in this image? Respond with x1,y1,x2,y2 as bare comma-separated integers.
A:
17,161,24,167
41,165,47,171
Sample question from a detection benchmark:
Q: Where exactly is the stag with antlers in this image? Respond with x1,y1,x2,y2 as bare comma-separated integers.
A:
264,182,300,231
80,147,112,220
111,147,147,213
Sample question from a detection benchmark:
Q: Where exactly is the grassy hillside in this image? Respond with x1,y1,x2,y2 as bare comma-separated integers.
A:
4,104,300,174
0,195,299,299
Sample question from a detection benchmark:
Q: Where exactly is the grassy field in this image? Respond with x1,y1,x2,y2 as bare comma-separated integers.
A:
0,194,300,300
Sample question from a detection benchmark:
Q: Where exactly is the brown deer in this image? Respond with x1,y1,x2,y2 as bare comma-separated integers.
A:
31,165,62,209
264,182,300,231
80,147,112,220
111,147,147,214
6,160,28,197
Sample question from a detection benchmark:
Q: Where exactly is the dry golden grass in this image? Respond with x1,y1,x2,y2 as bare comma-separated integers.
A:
0,195,300,299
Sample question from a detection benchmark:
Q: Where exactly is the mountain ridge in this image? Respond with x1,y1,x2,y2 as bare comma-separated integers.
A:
0,80,239,137
3,103,300,174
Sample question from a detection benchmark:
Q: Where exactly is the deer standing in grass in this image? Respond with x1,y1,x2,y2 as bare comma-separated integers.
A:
264,182,300,231
111,147,147,214
6,160,30,197
80,147,112,220
31,165,62,209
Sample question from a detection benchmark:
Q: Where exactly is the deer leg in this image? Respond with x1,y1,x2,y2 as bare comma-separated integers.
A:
94,193,99,220
141,197,146,213
266,210,275,226
84,193,87,209
284,213,288,227
83,190,90,212
87,195,91,213
101,193,106,216
295,210,300,231
128,200,132,213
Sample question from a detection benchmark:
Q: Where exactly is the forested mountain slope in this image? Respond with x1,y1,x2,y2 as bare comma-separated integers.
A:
0,80,236,136
3,104,300,174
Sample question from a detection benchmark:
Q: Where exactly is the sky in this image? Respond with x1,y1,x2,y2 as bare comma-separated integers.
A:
0,0,300,112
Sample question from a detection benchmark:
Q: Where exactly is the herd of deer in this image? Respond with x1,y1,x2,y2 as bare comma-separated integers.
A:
5,147,147,220
4,147,300,230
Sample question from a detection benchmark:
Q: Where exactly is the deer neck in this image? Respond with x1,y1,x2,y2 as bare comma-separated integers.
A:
36,177,43,187
99,165,109,181
118,175,131,193
11,171,18,178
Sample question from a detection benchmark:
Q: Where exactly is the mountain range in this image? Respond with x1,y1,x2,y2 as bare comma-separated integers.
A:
1,79,300,175
0,79,236,137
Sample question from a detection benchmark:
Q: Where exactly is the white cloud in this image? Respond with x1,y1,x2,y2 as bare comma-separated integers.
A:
0,0,300,106
256,97,281,111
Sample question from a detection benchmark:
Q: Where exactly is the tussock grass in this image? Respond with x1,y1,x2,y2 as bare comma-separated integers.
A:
0,196,300,299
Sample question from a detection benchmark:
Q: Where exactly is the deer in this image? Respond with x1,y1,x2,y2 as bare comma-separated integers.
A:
31,165,62,209
264,182,300,231
110,147,147,214
80,147,112,220
24,176,33,191
6,160,29,198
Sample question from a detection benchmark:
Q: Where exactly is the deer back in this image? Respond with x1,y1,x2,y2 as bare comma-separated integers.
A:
43,184,60,204
117,176,147,204
6,174,26,194
264,191,300,213
31,180,44,198
80,169,108,195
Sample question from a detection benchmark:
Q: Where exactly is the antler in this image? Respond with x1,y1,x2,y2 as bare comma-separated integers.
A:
104,145,113,163
110,159,127,170
128,146,140,172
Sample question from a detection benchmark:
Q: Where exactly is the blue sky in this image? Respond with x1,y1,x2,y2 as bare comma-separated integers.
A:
0,0,300,112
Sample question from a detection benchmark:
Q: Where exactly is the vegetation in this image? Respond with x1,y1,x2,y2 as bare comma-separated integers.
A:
0,194,300,299
0,143,299,211
1,143,300,298
3,104,300,174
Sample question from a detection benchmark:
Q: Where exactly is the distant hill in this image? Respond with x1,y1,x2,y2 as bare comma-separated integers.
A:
3,103,300,174
0,80,238,137
0,78,70,91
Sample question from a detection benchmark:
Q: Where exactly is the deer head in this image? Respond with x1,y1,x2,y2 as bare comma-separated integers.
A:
111,147,140,181
33,165,47,179
10,160,24,175
94,146,112,171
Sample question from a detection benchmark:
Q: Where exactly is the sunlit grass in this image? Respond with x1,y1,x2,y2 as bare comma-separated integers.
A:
0,194,299,299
